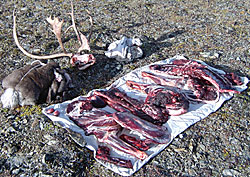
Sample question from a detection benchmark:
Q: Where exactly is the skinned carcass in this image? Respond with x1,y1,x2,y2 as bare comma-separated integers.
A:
1,61,72,108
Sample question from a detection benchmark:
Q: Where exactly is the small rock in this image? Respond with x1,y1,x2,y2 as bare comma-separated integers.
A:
213,52,220,58
178,133,184,139
44,134,54,141
222,169,240,176
236,57,241,61
200,52,210,58
6,126,16,133
7,115,15,120
199,144,206,151
200,51,221,59
116,64,122,70
12,168,21,175
20,7,28,11
152,160,160,166
39,121,44,130
31,49,41,54
47,140,58,146
22,119,27,124
6,156,25,171
173,148,187,153
42,153,56,164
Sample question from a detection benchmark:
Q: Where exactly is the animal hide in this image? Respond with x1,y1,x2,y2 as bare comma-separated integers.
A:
1,60,72,108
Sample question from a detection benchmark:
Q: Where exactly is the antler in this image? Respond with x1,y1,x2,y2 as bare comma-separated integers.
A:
13,10,73,59
13,1,92,60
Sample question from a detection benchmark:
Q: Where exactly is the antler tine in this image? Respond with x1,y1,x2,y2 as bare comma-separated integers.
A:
13,10,73,59
46,16,66,53
86,9,93,43
66,1,91,53
68,1,81,45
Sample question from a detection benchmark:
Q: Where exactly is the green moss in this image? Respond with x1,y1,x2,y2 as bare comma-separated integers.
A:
44,122,54,131
81,89,88,96
127,65,137,70
16,105,42,117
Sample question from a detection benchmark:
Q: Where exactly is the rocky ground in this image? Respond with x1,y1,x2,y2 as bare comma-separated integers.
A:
0,0,249,176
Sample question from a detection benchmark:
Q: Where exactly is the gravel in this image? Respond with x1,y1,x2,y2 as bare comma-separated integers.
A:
0,0,249,176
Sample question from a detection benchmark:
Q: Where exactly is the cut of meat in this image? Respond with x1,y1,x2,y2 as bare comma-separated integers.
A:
96,146,133,169
93,89,138,113
66,99,93,116
120,134,154,151
141,71,220,103
99,133,148,160
113,112,171,144
149,59,242,94
93,88,166,125
110,87,169,124
66,98,148,160
144,86,189,116
126,80,189,117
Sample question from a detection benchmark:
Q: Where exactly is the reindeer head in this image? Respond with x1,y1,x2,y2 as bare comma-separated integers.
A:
13,2,95,70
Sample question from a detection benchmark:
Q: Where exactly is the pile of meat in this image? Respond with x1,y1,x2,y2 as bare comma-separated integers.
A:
64,58,243,168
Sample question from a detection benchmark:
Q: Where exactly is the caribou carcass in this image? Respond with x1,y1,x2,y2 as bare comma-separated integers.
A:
1,61,72,108
1,3,95,108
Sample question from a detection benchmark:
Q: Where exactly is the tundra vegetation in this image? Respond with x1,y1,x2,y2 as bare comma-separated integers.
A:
0,0,249,176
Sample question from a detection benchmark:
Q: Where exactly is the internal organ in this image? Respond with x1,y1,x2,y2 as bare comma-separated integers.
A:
143,59,243,102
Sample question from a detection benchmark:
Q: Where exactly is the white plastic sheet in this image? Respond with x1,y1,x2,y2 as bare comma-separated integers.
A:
43,56,249,176
105,36,143,62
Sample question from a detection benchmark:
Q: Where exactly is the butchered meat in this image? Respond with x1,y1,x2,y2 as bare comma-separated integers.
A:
113,112,171,144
